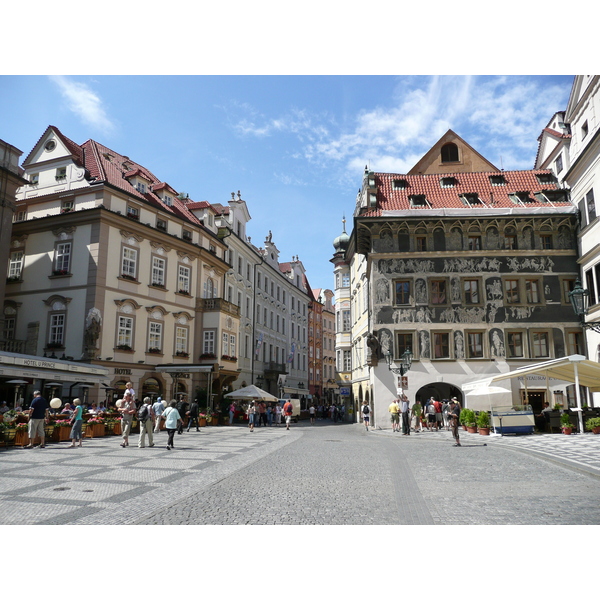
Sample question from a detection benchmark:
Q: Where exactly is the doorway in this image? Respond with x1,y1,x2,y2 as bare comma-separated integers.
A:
520,389,545,413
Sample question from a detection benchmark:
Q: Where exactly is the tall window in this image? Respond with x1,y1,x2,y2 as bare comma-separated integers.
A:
396,333,412,356
532,331,550,358
54,243,71,273
505,279,520,304
151,257,166,287
118,316,133,347
540,234,553,250
204,277,216,298
341,273,350,287
467,332,484,358
176,327,188,354
343,350,352,371
8,251,23,279
416,236,427,251
230,334,236,358
203,331,215,355
468,235,481,251
395,280,411,305
148,322,162,352
506,332,524,358
567,331,584,355
433,332,450,359
121,247,138,279
49,314,65,346
178,265,191,294
464,279,480,304
430,280,447,305
342,310,351,332
222,332,229,356
441,143,459,162
525,279,540,304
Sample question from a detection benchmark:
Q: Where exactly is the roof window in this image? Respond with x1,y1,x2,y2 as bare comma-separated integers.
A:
510,192,533,204
489,175,507,186
440,176,458,188
461,193,482,206
536,173,556,185
409,194,428,208
393,178,409,190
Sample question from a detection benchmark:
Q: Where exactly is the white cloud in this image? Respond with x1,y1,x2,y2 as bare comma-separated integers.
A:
49,76,116,133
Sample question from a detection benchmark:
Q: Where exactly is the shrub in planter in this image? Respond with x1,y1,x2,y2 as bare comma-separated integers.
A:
585,416,600,434
477,410,490,435
560,412,573,434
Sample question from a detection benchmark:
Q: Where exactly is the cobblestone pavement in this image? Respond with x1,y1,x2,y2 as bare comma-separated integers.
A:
2,423,600,525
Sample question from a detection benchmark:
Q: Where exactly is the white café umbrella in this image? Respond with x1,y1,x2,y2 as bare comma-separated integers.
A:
223,385,278,402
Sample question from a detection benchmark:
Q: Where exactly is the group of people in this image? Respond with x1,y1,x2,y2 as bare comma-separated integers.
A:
246,399,294,431
361,395,463,446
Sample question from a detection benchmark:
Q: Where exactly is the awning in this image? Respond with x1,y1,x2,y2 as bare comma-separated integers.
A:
465,354,600,393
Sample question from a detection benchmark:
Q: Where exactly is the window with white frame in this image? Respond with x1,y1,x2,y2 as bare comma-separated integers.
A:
117,316,134,348
178,265,191,294
531,331,550,358
54,242,71,274
229,334,236,358
121,247,138,280
8,251,23,279
343,350,352,371
148,321,162,352
127,205,140,219
151,256,166,287
176,326,188,354
203,331,215,355
222,332,229,356
49,313,65,346
203,277,217,298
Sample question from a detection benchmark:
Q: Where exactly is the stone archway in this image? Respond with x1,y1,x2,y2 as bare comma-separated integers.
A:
415,382,462,405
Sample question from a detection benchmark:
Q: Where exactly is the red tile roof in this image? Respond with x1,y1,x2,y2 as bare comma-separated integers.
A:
363,169,570,216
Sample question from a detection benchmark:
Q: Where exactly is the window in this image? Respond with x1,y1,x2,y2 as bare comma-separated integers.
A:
430,279,447,305
162,194,172,206
525,279,541,304
61,199,73,213
126,205,139,220
582,121,589,139
8,251,23,279
463,279,480,304
507,331,524,358
441,143,459,162
121,247,138,280
490,175,507,186
49,313,65,347
393,179,408,190
148,322,162,352
433,332,450,359
117,316,133,348
468,235,481,250
204,277,217,298
416,236,427,251
585,269,596,305
175,325,188,356
540,234,553,250
440,177,458,188
182,229,192,241
531,331,550,358
555,154,563,174
222,332,229,356
13,210,26,222
178,265,191,294
30,173,39,185
3,309,16,340
157,218,167,231
505,279,520,304
230,334,236,358
396,333,413,357
343,350,352,371
238,256,242,275
341,273,350,287
342,310,350,332
561,278,576,304
203,331,215,355
54,242,71,274
55,166,67,181
586,189,596,222
151,256,166,287
567,330,584,355
136,181,147,194
395,280,411,305
467,332,484,358
409,194,427,207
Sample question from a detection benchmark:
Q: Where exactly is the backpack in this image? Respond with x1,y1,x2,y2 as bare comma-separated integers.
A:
427,403,436,415
138,404,149,421
362,405,370,415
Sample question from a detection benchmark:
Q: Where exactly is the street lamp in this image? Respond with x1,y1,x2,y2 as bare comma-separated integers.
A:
569,279,600,333
384,348,413,376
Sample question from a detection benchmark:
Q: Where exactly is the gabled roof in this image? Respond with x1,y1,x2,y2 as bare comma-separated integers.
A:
22,125,84,167
362,169,569,216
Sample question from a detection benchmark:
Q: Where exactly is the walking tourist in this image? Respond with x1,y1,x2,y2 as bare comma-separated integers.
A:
119,386,137,447
187,398,200,432
449,398,461,446
247,401,256,432
400,395,411,435
153,397,164,433
137,397,154,448
25,390,49,449
68,398,84,447
162,400,182,450
283,399,293,430
388,398,400,432
361,400,370,431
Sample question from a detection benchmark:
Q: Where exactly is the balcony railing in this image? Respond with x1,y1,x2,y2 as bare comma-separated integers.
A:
196,298,240,317
0,339,27,354
264,361,287,374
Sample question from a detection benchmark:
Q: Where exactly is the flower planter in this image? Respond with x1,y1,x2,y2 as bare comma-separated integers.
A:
14,430,30,446
59,426,72,441
466,426,478,434
592,427,600,435
85,423,106,438
198,418,207,427
211,417,219,426
478,427,490,435
113,421,122,435
562,427,573,435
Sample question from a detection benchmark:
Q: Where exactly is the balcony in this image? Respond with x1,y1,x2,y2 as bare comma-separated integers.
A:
0,339,27,354
264,361,287,375
196,298,240,317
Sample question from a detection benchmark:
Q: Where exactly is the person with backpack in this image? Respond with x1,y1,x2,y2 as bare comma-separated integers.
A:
283,399,293,430
137,397,155,448
361,400,370,431
118,385,137,447
176,397,189,434
187,398,200,432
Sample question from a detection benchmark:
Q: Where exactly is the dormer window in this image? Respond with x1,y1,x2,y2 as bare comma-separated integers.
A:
136,182,147,194
536,173,556,185
409,194,427,207
489,175,507,186
510,192,533,204
162,194,172,206
440,176,458,188
61,200,74,213
55,167,67,181
441,143,459,163
182,229,192,241
461,193,482,206
393,178,408,190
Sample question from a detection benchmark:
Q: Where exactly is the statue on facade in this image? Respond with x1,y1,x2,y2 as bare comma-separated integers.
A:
366,332,381,365
83,308,102,359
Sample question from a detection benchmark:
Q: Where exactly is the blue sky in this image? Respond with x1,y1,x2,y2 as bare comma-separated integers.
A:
0,75,575,289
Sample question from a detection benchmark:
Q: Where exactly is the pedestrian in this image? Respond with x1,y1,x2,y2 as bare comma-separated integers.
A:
309,404,316,424
152,397,164,433
411,399,423,432
162,400,182,450
361,400,370,430
434,397,443,431
426,397,437,431
68,398,84,447
400,394,411,435
25,390,49,449
283,398,293,430
442,400,451,430
258,401,267,427
187,398,200,432
118,387,137,447
267,404,273,426
137,397,155,448
449,398,461,446
176,397,189,434
388,398,400,432
274,403,282,426
0,401,9,414
247,401,256,432
228,401,236,425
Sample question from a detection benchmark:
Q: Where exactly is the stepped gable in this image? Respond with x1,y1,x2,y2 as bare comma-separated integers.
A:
362,169,569,216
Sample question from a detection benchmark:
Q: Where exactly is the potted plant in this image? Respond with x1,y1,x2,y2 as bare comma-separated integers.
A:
461,408,477,433
477,410,491,435
560,412,573,435
585,416,600,434
14,421,30,446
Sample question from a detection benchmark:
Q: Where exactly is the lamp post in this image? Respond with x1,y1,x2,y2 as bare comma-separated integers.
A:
569,279,600,333
385,348,413,409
